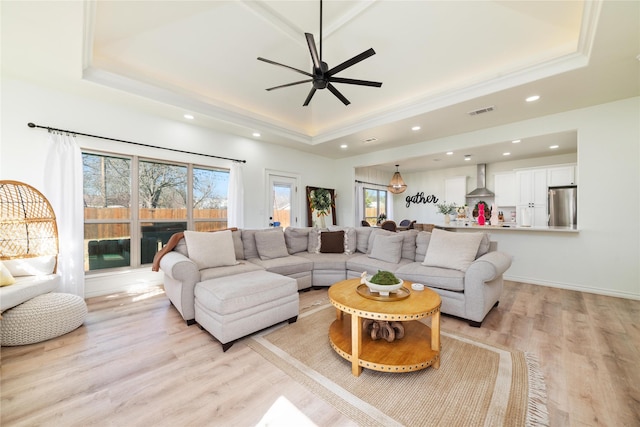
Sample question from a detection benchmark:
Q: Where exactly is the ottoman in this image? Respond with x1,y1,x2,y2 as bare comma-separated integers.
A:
1,292,87,346
194,270,299,351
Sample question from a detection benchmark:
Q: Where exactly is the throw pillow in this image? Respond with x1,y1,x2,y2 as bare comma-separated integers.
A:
367,229,394,254
328,226,357,254
0,261,16,286
476,233,491,258
307,228,324,253
368,233,404,264
422,229,484,272
415,231,432,262
183,230,237,270
320,230,345,253
255,230,289,260
232,229,245,260
4,255,56,277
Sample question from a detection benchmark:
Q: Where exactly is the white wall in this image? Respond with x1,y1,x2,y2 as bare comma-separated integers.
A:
1,78,339,296
337,97,640,299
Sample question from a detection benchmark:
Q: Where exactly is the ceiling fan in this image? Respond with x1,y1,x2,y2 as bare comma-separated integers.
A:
257,0,382,106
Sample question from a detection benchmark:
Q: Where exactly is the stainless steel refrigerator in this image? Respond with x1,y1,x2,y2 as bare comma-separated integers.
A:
548,185,577,227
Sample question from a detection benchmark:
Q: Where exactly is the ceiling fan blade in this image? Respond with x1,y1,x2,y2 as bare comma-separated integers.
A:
329,77,382,87
257,57,313,77
266,79,313,91
326,48,376,77
327,83,350,106
305,33,322,72
303,88,317,106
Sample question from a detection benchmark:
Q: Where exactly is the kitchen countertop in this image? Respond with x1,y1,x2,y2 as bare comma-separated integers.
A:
437,221,580,233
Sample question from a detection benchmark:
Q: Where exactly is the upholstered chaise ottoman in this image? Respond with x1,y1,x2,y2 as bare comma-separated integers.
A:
194,270,299,351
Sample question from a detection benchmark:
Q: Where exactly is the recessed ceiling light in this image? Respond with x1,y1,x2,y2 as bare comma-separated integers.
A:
411,126,421,131
252,132,261,137
526,95,540,102
446,151,454,155
183,114,194,120
549,145,559,149
340,144,348,149
503,152,511,156
512,139,521,144
464,155,471,161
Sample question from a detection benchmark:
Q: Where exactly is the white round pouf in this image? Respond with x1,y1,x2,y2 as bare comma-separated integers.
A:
1,292,87,346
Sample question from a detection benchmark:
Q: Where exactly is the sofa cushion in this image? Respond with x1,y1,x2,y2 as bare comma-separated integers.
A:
1,261,16,286
368,233,404,264
232,230,245,260
415,231,432,262
476,233,491,258
0,274,61,312
184,230,237,269
296,252,355,270
255,230,289,260
199,261,265,281
401,229,419,260
248,255,313,276
195,271,297,316
328,226,357,254
3,255,57,277
423,229,484,272
242,228,280,259
395,263,465,292
284,227,311,254
347,254,411,275
320,230,345,253
355,227,374,253
366,229,394,254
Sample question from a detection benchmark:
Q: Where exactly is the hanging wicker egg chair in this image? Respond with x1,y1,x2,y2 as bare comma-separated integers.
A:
0,180,59,272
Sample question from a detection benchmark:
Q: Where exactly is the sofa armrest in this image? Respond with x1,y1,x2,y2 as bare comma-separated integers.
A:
159,251,200,283
466,251,512,282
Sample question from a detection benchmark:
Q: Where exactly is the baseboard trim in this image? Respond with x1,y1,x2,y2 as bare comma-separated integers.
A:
504,274,640,300
85,268,163,298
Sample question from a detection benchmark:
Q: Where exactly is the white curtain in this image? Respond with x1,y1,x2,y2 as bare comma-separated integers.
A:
45,131,85,297
354,181,365,224
386,190,394,221
228,161,244,228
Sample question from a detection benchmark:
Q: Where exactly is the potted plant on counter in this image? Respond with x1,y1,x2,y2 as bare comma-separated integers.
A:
436,201,457,224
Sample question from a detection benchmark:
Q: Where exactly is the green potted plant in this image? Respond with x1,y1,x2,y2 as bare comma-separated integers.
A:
435,201,457,224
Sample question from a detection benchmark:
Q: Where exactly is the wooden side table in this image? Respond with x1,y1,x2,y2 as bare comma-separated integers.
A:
328,278,441,376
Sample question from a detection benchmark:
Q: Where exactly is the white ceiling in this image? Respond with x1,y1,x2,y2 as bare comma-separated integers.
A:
3,1,639,170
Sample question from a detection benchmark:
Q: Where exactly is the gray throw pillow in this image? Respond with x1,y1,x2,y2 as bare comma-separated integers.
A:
307,228,324,253
415,231,431,262
423,229,484,272
255,230,289,260
368,233,404,264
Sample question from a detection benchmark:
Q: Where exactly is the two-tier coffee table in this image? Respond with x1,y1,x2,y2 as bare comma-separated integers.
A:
328,278,441,376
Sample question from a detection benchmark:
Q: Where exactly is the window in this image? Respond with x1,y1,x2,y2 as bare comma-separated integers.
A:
363,188,387,225
83,152,228,272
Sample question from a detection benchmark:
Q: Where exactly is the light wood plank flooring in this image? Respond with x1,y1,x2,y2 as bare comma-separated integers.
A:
2,281,639,426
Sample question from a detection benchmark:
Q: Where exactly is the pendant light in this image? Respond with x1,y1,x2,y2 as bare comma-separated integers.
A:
387,164,407,194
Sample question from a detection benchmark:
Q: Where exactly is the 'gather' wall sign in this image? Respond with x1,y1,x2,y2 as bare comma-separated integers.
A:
405,192,439,208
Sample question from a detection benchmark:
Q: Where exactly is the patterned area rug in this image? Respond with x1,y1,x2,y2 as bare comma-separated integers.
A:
248,304,549,427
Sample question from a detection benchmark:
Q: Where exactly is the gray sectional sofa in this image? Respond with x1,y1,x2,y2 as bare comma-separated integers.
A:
156,226,512,343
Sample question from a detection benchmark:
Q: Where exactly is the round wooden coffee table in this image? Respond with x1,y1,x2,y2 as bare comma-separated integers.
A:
328,278,441,376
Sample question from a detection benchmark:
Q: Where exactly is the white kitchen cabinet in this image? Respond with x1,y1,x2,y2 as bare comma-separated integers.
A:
444,176,467,206
515,168,548,226
547,165,576,186
494,172,516,207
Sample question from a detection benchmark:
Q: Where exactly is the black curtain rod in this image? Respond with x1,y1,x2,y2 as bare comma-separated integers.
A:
355,179,388,187
27,122,247,164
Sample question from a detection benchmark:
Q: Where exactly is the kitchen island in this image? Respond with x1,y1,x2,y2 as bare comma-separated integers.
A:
437,221,579,233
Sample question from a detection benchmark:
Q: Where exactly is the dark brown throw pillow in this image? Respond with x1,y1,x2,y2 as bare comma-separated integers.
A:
320,230,345,254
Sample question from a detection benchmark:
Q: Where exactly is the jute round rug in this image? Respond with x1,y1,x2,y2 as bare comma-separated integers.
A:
248,304,549,427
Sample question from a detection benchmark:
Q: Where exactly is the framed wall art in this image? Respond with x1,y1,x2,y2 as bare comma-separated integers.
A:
306,186,336,228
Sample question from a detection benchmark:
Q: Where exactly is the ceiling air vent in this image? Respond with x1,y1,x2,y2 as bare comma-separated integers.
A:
362,137,378,143
468,106,495,116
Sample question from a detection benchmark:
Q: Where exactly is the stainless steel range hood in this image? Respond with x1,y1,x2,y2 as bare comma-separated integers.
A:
466,164,495,198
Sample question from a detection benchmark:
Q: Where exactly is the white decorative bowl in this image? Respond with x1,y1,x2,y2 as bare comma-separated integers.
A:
364,278,404,296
